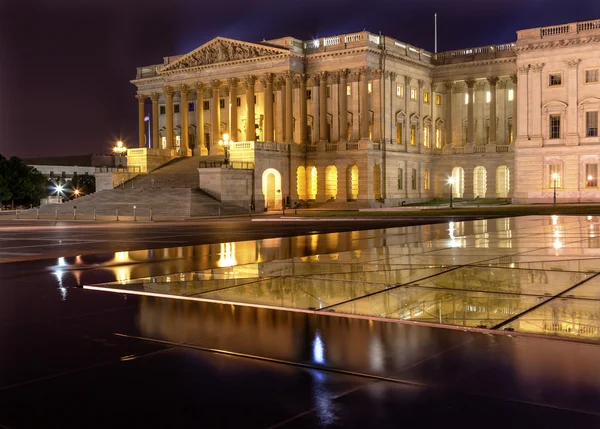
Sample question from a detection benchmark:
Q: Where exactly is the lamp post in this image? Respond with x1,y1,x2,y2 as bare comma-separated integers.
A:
218,133,231,166
552,173,559,206
447,177,455,208
113,140,127,169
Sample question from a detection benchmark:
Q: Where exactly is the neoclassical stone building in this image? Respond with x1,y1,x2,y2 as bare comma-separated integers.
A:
130,17,600,209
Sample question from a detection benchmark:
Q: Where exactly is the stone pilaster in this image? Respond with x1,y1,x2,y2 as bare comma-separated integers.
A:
164,86,175,150
529,63,544,141
275,77,285,142
136,94,146,148
245,75,257,141
298,74,309,144
331,72,340,143
227,78,239,142
194,82,206,155
418,79,425,151
566,59,581,142
360,67,370,141
150,92,160,149
511,74,518,143
178,84,190,154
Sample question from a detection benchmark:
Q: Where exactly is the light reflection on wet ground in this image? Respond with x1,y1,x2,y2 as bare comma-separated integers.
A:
84,215,600,341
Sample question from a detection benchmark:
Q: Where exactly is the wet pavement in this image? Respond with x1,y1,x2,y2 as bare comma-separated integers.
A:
1,215,600,428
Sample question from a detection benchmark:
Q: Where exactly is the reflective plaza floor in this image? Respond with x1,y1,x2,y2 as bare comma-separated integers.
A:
85,215,600,341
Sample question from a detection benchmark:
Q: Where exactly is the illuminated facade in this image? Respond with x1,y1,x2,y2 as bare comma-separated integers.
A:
131,18,600,208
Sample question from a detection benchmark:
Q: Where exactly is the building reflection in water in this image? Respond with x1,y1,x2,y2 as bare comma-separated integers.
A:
84,216,600,341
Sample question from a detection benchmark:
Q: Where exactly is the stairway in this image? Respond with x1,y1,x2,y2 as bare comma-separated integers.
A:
30,155,248,217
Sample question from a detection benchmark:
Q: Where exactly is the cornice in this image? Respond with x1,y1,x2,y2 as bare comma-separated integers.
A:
158,53,290,76
433,57,517,71
515,36,600,53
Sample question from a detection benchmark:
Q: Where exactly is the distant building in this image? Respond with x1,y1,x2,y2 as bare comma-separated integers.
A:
130,17,600,208
23,154,123,181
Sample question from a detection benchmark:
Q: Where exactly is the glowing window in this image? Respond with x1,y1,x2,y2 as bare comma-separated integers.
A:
435,127,442,148
508,89,514,101
486,91,491,103
347,84,351,96
368,82,372,94
410,88,417,100
423,126,429,147
436,94,442,105
424,169,430,190
396,84,404,97
410,125,416,145
423,91,429,103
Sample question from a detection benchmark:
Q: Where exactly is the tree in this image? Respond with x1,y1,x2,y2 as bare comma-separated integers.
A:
0,155,48,209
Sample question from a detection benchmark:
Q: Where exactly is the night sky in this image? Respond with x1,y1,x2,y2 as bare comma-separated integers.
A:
0,0,598,158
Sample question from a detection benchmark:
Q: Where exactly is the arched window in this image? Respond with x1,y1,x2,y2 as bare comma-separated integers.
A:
473,166,487,198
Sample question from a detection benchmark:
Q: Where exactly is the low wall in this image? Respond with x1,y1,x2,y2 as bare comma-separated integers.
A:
198,167,254,208
96,172,140,191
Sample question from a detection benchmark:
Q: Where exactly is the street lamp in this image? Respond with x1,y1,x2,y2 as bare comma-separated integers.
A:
218,133,231,166
552,173,559,206
113,140,127,168
447,177,455,208
73,189,80,199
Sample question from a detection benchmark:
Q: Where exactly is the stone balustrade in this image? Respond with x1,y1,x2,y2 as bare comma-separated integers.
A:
518,19,600,41
433,43,515,64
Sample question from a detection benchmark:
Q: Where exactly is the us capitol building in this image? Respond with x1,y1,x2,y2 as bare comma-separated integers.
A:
129,17,600,210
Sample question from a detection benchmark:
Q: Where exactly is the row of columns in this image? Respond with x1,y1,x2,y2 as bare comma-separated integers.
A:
443,75,517,147
135,67,375,150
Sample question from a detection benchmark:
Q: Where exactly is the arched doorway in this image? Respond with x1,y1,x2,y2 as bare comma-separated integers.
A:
496,166,510,198
325,165,338,201
373,164,382,200
307,166,317,200
451,167,464,198
262,168,282,210
296,166,306,200
346,165,359,201
473,166,487,199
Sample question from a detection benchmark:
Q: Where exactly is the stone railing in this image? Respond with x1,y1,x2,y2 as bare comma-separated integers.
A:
496,145,511,153
577,19,600,32
473,146,486,153
433,43,515,64
540,24,570,37
95,166,142,173
303,31,381,52
372,142,381,150
325,143,338,151
135,66,160,79
519,19,600,41
231,141,289,152
198,160,255,169
346,142,359,150
306,145,317,152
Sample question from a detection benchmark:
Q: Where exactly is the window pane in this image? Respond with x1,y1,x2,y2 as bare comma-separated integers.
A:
550,115,561,139
508,89,514,101
586,164,598,187
549,73,562,86
586,111,598,137
549,165,562,188
586,69,599,83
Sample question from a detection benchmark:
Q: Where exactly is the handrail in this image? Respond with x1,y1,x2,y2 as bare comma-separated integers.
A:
198,160,255,169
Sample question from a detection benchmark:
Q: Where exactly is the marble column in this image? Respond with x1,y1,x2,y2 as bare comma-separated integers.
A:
497,80,507,144
262,73,274,142
418,79,424,151
488,77,499,144
529,63,544,140
339,69,349,142
227,78,238,141
194,82,206,155
136,94,146,148
404,75,411,147
245,75,257,141
164,86,175,150
331,72,340,142
150,92,160,149
299,74,309,143
360,67,370,140
210,80,221,153
284,71,293,142
319,71,328,143
444,82,453,147
510,75,518,142
275,78,285,142
178,84,190,153
566,59,581,141
465,78,476,145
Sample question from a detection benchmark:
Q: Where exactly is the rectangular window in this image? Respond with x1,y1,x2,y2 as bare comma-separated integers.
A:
347,84,351,96
219,99,225,109
396,84,404,98
397,168,403,190
508,89,514,101
586,111,598,137
549,164,562,188
410,88,417,100
410,125,416,145
436,94,442,105
508,124,513,144
486,91,491,103
423,91,429,103
188,102,195,112
236,97,241,107
549,73,562,86
423,126,429,147
586,164,598,187
424,169,430,190
368,82,372,94
586,69,599,83
174,104,180,114
160,136,167,149
306,89,312,100
550,115,561,139
159,105,166,115
411,169,417,190
396,123,403,144
435,127,442,148
203,101,209,110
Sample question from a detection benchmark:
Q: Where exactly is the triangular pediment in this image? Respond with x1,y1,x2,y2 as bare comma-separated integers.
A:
160,37,290,73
